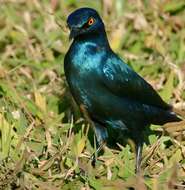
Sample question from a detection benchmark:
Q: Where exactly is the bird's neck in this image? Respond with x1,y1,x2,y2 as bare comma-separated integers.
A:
74,30,110,49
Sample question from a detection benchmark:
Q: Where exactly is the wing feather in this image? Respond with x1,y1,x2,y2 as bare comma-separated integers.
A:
101,54,170,110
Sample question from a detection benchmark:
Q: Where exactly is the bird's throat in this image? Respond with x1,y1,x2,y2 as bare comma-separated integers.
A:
74,30,110,48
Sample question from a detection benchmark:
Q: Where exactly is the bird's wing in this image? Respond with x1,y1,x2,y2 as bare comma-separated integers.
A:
101,54,170,110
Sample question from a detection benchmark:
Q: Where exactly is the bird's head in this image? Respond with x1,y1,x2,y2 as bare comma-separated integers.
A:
67,7,105,40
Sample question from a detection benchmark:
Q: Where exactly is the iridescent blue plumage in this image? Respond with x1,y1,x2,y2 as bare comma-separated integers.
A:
64,7,181,173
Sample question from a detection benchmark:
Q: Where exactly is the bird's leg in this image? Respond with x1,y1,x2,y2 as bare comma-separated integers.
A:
135,140,143,174
79,104,108,166
91,122,108,166
90,140,106,166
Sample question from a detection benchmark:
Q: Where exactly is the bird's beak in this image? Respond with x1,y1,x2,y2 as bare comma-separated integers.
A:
69,30,75,40
69,27,80,40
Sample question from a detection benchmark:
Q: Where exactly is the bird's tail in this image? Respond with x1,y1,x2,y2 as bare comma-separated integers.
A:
150,107,182,125
165,110,182,123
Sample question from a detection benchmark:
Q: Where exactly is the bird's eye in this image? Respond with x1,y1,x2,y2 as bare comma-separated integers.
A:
87,18,95,26
82,17,95,29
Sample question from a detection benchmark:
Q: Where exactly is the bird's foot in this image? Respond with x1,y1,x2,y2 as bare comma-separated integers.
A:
89,141,106,167
90,153,96,167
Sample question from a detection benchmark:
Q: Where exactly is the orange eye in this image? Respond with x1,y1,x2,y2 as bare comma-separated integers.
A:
88,18,94,26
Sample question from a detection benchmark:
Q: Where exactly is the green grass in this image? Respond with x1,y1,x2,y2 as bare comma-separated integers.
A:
0,0,185,189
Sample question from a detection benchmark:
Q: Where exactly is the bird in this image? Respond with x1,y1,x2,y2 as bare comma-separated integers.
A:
64,7,181,173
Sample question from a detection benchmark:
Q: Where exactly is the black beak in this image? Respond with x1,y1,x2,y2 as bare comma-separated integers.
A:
69,27,80,40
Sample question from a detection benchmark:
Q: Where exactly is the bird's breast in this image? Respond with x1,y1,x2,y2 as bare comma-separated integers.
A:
65,41,106,110
70,42,104,73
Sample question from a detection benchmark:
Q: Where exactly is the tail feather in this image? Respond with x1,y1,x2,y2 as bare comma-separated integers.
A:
151,109,181,125
164,111,182,123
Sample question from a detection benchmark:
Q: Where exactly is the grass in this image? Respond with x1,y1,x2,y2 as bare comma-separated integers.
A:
0,0,185,189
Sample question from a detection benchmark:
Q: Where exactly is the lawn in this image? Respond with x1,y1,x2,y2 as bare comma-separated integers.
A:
0,0,185,189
